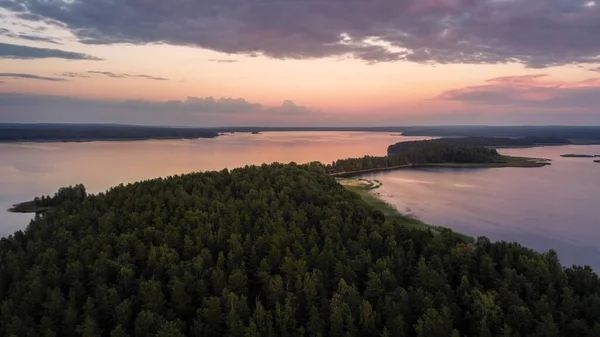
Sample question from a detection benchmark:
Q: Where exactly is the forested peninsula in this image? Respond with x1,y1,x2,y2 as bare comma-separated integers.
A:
2,163,600,337
9,138,549,214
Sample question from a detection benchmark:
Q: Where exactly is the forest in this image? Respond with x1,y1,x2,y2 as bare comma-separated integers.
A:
1,163,599,337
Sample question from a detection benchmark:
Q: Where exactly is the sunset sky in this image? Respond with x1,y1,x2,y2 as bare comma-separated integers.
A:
1,0,599,126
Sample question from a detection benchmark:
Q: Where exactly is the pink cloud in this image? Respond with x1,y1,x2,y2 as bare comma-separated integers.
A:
485,74,549,85
435,74,600,109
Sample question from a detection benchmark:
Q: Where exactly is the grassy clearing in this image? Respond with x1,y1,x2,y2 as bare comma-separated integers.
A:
338,178,382,190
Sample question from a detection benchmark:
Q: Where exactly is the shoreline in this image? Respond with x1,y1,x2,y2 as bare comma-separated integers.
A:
330,164,413,177
333,155,551,241
8,155,550,215
337,177,474,242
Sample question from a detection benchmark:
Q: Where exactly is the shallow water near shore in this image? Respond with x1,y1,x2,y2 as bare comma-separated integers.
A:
1,132,599,270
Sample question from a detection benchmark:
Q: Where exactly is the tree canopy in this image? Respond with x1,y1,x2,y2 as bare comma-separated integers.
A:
1,163,599,336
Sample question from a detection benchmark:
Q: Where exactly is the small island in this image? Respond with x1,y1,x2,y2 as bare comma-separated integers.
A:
327,138,550,178
595,160,600,163
561,154,600,158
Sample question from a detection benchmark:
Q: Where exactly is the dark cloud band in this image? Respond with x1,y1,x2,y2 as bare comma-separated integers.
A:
87,71,168,81
0,73,67,81
1,0,599,67
0,42,102,60
0,93,312,115
0,28,61,44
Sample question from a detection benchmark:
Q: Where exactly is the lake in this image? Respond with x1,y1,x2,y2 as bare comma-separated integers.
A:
1,132,599,269
0,132,427,234
363,145,600,269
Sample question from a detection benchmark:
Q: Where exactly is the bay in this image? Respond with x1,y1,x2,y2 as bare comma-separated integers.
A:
363,144,600,269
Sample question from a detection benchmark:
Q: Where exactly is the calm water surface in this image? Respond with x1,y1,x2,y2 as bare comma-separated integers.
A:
1,132,598,269
364,145,600,269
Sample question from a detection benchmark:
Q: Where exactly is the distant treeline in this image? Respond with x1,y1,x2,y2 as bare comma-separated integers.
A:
399,126,600,142
561,154,600,158
205,125,600,142
388,137,570,155
0,124,218,142
3,124,600,143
